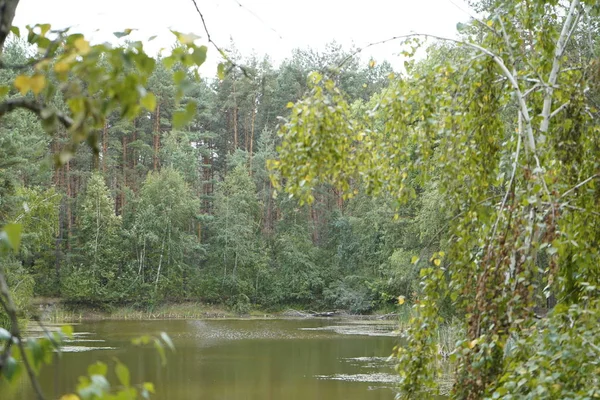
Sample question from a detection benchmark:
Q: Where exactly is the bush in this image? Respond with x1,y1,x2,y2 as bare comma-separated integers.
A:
324,276,374,314
0,258,35,327
231,293,251,315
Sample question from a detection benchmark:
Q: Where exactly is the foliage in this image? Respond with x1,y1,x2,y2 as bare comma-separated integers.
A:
0,257,34,327
208,164,264,303
0,4,209,397
272,0,600,398
132,168,201,300
62,172,122,302
490,301,600,399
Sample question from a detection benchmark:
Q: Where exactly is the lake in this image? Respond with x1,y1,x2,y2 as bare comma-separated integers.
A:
5,318,400,399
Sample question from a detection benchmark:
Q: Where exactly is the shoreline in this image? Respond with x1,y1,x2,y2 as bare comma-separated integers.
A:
34,299,402,323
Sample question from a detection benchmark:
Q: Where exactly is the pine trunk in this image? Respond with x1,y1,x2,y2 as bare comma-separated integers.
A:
249,97,257,173
65,160,71,250
153,103,161,171
120,133,127,215
232,80,238,151
102,121,108,173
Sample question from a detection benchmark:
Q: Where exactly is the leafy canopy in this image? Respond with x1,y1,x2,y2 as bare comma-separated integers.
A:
272,0,600,398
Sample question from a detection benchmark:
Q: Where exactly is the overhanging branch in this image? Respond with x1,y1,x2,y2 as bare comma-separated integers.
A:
339,32,537,153
189,0,250,78
0,97,73,128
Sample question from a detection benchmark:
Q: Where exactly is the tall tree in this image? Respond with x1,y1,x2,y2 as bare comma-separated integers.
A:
210,164,263,301
273,0,600,398
62,172,121,302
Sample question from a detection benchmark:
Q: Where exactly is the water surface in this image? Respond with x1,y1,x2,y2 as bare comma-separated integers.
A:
6,318,399,399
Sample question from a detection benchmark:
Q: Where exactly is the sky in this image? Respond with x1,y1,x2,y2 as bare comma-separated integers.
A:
12,0,475,72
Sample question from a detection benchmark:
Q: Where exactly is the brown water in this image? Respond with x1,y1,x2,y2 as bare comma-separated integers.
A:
4,318,400,399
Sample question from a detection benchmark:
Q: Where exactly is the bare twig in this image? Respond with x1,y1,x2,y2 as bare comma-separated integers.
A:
544,202,600,217
523,83,541,98
560,174,599,199
189,0,250,78
231,0,283,39
14,193,61,222
550,101,570,119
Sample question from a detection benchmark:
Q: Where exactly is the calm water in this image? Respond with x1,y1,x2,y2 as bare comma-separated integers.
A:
5,318,400,399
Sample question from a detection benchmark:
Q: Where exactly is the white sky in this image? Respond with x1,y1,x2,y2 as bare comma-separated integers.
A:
13,0,474,72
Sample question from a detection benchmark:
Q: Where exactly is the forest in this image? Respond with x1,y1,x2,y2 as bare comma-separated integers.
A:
1,0,600,399
0,37,409,314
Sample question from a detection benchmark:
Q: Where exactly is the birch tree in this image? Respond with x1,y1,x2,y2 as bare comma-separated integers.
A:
272,0,600,397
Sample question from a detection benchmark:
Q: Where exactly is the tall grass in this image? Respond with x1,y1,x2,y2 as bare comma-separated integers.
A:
42,302,235,322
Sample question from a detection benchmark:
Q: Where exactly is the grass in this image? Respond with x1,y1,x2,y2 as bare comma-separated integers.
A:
42,302,243,322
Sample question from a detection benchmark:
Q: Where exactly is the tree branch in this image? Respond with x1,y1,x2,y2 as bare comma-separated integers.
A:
0,97,73,128
189,0,250,78
550,101,570,119
0,0,19,53
560,174,599,199
540,0,581,135
339,32,537,152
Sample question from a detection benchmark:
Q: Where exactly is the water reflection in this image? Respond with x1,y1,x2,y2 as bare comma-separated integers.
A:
5,318,400,400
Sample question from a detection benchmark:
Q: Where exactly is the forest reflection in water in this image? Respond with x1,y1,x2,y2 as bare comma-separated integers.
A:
6,318,401,400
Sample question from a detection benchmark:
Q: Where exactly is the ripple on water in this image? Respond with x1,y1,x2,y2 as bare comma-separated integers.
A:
342,356,391,362
315,373,399,383
341,356,395,369
59,346,116,353
299,325,398,337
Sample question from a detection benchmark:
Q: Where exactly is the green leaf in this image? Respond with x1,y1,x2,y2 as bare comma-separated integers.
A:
2,357,18,381
131,335,151,346
173,70,186,85
0,86,9,98
27,339,43,369
4,223,22,252
87,361,108,377
153,339,167,366
143,382,155,394
172,101,197,129
115,360,130,387
191,46,207,66
173,31,200,45
38,24,51,36
217,63,225,80
141,92,157,111
113,29,134,38
10,26,20,37
61,325,74,338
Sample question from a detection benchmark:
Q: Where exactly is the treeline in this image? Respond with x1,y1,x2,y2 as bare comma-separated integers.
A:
0,39,439,313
